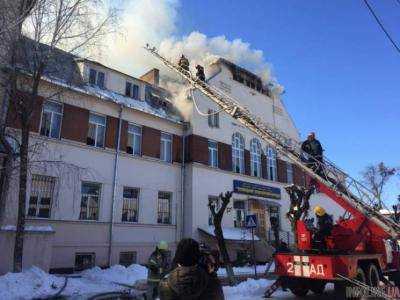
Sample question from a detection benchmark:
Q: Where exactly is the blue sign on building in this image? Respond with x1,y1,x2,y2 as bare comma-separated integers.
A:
233,180,281,199
246,214,258,228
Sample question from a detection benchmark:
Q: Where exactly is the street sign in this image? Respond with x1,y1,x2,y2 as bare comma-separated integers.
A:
246,214,258,229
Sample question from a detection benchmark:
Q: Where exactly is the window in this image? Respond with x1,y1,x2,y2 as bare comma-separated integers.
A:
122,187,139,222
207,109,219,128
208,140,218,168
208,196,220,225
119,251,137,267
250,138,262,177
232,132,245,174
75,253,95,271
266,147,277,181
160,133,172,163
125,82,140,99
27,175,55,218
287,162,293,184
127,124,142,156
89,68,105,88
233,200,246,228
80,182,101,220
40,101,63,138
157,192,171,224
87,113,106,148
269,206,280,229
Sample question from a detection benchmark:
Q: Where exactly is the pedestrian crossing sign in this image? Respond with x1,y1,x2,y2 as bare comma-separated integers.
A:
246,214,258,228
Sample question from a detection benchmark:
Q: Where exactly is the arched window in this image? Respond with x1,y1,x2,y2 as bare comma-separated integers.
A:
250,138,262,177
232,132,245,174
266,146,277,181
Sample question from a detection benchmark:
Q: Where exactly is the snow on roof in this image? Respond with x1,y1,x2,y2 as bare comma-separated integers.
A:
199,226,260,241
380,209,394,215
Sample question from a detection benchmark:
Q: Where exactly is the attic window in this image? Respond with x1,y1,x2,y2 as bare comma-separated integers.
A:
125,82,140,99
89,68,105,88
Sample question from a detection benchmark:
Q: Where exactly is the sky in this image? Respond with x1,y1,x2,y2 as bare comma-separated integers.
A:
106,0,399,204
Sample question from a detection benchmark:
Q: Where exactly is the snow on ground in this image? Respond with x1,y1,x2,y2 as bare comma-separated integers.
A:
217,263,274,276
0,264,148,300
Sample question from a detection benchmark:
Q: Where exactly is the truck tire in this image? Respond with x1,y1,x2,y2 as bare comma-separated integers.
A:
366,263,380,287
289,286,309,297
309,281,326,294
355,267,367,284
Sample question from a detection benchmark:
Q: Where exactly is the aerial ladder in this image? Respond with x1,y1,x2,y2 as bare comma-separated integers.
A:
144,45,400,297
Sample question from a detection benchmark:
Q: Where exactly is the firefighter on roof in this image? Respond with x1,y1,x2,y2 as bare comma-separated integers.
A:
146,240,170,299
313,206,333,250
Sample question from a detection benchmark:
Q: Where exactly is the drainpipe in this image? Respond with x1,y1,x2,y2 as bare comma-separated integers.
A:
108,104,123,267
180,132,186,240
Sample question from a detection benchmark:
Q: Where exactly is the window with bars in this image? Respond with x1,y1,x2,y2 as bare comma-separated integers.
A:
160,133,172,163
266,147,277,181
125,82,140,99
250,138,262,177
87,113,106,148
208,196,220,225
207,109,219,128
286,162,294,184
89,68,105,88
40,101,63,139
233,200,246,228
127,124,142,156
75,252,95,271
80,182,101,220
232,132,245,174
122,187,139,222
208,140,218,168
27,175,55,218
157,192,171,224
119,251,137,266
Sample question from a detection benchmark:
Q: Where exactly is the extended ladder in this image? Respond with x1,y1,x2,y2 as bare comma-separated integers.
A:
144,45,400,239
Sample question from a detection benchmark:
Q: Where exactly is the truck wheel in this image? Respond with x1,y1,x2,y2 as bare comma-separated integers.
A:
310,281,326,294
366,263,380,287
355,267,367,284
289,286,309,297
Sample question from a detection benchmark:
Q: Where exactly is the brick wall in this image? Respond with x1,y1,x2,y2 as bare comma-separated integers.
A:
277,159,287,183
172,135,182,163
261,154,267,179
142,126,160,158
244,150,251,176
293,165,305,187
186,134,208,165
61,104,89,143
119,120,129,152
105,116,119,149
218,142,232,171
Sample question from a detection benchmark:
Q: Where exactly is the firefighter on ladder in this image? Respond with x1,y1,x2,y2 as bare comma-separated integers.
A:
313,206,333,250
301,132,324,178
178,54,190,72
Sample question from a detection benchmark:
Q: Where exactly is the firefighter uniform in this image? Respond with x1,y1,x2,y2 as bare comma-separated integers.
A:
146,241,170,299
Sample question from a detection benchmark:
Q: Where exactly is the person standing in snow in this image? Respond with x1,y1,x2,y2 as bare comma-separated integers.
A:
146,241,170,299
159,238,224,300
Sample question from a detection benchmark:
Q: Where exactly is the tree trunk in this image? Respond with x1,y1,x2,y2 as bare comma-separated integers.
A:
13,122,28,272
0,155,12,223
214,218,236,285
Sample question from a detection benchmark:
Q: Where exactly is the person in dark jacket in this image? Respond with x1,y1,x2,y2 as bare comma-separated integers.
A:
313,206,333,250
178,54,190,71
301,132,324,176
146,241,170,299
159,238,224,300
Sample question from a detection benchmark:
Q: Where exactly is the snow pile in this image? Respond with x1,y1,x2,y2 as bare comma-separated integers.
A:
223,278,271,300
81,264,147,285
199,226,260,241
217,263,273,276
0,266,64,300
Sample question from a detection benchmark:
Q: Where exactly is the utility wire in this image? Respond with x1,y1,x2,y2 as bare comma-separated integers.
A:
363,0,400,54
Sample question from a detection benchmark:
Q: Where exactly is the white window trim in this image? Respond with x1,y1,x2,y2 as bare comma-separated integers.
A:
80,182,101,221
287,162,294,184
126,81,140,99
232,133,245,174
39,100,63,139
27,174,56,219
208,140,218,168
266,146,277,181
127,123,142,156
89,68,106,88
157,192,172,224
250,138,262,177
88,112,106,148
160,132,172,163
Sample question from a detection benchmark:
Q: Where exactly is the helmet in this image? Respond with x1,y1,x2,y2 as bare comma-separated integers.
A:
157,240,168,251
314,205,326,217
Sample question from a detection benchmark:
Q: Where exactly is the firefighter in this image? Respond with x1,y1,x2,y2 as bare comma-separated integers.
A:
178,54,190,71
313,206,333,250
301,132,324,176
196,64,206,81
146,241,170,299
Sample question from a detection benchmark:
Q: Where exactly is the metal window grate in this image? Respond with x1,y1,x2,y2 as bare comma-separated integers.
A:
158,192,171,224
28,175,55,218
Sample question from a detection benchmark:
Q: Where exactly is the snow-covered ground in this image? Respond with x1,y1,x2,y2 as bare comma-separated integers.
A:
217,263,274,276
0,264,335,299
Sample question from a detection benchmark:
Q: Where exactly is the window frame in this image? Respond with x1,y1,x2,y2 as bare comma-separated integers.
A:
74,252,95,271
207,109,220,128
286,162,294,184
250,138,262,177
39,100,63,139
208,140,218,168
79,182,101,221
157,191,172,224
121,187,139,223
233,200,247,228
232,132,245,174
27,174,56,219
160,132,172,163
266,146,277,181
119,251,137,266
89,68,105,88
87,112,106,148
125,81,140,99
127,123,142,156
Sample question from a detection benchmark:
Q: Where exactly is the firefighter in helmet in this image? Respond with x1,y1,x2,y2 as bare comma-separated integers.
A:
146,240,170,299
178,54,190,71
313,206,333,250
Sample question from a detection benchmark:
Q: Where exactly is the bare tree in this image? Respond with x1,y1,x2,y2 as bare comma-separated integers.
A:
0,0,116,272
361,162,397,209
208,191,237,286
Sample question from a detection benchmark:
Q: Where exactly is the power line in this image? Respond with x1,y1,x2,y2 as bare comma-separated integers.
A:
363,0,400,54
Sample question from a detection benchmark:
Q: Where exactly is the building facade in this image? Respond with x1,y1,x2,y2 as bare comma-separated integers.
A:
0,46,344,274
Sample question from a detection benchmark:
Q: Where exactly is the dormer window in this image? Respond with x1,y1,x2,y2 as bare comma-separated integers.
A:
89,68,105,88
125,82,140,99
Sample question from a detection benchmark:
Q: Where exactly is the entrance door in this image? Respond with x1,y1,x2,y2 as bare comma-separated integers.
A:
249,199,267,239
